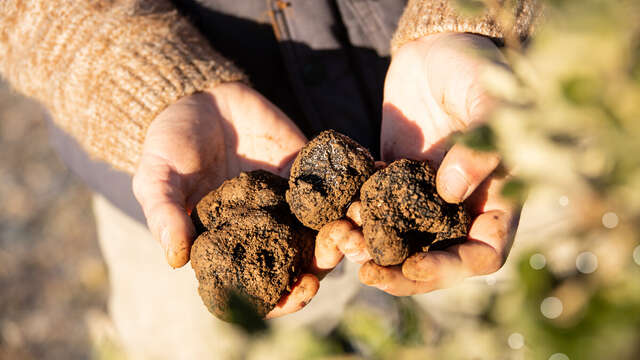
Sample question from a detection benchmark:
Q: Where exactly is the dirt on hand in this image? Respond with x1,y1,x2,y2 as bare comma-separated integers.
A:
360,159,471,266
190,171,314,320
287,130,375,230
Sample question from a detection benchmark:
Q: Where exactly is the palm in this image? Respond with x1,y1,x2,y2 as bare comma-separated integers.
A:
355,33,520,296
138,84,304,219
133,83,318,318
133,82,306,267
137,92,231,217
381,33,497,164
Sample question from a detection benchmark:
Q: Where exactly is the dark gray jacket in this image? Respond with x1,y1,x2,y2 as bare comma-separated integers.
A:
49,0,407,222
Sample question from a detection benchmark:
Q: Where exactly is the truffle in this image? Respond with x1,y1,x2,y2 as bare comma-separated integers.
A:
287,130,375,230
360,159,471,266
191,171,314,320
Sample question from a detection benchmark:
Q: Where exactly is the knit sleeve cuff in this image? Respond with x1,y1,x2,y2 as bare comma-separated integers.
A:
391,0,539,54
0,1,247,173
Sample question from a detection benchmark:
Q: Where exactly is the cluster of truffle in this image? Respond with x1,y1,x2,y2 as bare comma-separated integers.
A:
190,130,470,320
190,171,314,319
286,130,470,266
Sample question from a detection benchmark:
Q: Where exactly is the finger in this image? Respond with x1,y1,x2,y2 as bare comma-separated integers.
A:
359,261,436,296
336,229,371,265
133,156,195,268
311,220,355,276
402,210,516,282
467,208,519,267
402,245,487,286
265,274,319,319
346,201,363,227
436,143,501,204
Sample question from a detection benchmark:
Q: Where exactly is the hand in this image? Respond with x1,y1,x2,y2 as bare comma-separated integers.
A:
315,33,521,296
132,82,319,317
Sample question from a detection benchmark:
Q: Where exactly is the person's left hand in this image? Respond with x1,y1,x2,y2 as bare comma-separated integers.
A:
132,82,319,318
313,33,522,295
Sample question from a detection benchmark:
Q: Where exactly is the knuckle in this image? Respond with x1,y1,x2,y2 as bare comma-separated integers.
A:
344,229,363,247
329,220,355,241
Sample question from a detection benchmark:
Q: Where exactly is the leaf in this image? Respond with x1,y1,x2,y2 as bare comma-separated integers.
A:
548,132,580,146
561,76,601,105
455,124,498,152
501,178,528,203
226,291,268,334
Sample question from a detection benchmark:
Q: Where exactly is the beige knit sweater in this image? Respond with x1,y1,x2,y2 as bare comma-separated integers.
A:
0,0,536,174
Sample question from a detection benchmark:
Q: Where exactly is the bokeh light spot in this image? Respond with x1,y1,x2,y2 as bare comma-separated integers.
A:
558,196,569,207
576,252,598,274
508,333,524,350
634,245,640,266
549,353,569,360
602,212,619,229
541,297,563,319
530,253,546,270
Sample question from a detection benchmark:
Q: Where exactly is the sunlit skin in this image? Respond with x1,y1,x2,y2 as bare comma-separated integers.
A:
132,82,318,318
315,32,522,296
133,32,523,318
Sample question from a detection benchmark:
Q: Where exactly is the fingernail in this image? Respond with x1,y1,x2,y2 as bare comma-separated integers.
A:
440,167,470,202
161,228,171,251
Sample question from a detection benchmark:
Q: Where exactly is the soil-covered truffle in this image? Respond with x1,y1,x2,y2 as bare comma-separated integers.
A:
287,130,375,230
191,171,314,320
360,159,471,266
192,170,289,233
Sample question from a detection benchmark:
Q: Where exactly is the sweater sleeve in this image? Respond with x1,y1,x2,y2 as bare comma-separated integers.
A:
0,0,247,173
391,0,539,54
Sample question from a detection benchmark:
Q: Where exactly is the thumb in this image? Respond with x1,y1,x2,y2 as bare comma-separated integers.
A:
133,154,195,268
436,143,501,204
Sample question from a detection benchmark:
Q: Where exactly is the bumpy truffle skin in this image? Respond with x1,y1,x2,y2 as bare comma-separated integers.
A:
190,171,314,320
191,211,313,319
287,130,375,230
192,170,289,233
360,159,471,266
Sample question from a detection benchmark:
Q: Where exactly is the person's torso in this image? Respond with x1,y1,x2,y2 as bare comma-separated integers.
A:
49,0,406,222
172,0,407,153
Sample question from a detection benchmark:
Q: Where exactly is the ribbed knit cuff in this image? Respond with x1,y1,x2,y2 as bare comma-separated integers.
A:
0,0,247,173
391,0,538,54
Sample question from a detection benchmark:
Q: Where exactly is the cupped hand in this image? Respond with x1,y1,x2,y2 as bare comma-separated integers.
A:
132,82,318,317
315,33,522,296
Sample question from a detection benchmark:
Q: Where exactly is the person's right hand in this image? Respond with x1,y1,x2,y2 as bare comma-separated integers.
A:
132,82,318,318
311,33,520,295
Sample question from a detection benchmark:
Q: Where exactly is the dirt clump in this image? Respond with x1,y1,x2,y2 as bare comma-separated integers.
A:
287,130,375,230
360,159,471,266
190,171,314,320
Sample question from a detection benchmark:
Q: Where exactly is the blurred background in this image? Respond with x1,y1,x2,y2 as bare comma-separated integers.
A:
0,81,111,359
2,0,640,359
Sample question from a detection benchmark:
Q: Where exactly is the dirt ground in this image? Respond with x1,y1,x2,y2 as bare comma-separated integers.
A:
0,80,110,359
